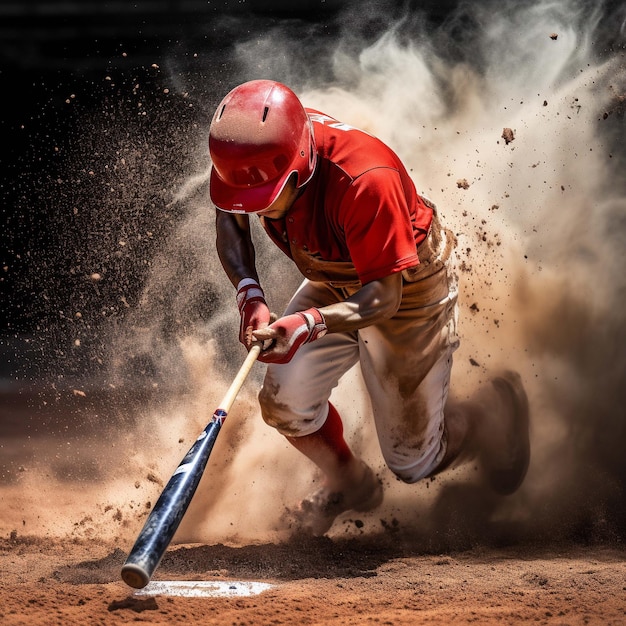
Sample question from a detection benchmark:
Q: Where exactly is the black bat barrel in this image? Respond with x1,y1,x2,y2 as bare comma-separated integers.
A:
121,411,226,589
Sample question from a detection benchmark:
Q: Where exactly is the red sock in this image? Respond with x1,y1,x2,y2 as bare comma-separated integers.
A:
286,402,354,467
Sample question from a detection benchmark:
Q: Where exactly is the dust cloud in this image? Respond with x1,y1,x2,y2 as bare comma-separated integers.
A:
2,0,625,549
161,0,626,546
175,0,626,546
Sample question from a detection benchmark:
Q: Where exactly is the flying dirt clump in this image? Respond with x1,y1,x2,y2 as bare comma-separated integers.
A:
501,127,515,144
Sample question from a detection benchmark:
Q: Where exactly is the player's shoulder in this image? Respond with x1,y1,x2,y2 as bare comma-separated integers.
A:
307,109,399,174
307,109,379,143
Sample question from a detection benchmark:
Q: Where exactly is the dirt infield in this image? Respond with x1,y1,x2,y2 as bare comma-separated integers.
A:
1,535,625,625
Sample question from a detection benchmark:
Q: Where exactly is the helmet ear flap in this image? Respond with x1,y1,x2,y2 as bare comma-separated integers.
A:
209,80,316,212
294,118,317,190
309,137,316,174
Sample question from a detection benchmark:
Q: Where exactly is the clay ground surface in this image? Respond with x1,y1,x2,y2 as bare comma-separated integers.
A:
1,536,625,625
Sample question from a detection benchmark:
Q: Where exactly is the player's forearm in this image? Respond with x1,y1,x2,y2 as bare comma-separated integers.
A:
215,210,259,288
320,272,403,333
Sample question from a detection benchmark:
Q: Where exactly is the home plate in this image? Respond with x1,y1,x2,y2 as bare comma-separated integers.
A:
134,580,274,598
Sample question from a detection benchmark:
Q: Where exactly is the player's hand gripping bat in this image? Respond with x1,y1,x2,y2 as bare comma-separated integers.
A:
120,344,261,589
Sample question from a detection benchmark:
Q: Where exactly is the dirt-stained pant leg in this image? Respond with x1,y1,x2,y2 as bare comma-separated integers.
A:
258,280,359,436
359,215,459,483
358,271,458,483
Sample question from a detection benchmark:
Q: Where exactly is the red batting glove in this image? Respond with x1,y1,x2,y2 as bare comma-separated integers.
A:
236,278,271,348
255,307,327,364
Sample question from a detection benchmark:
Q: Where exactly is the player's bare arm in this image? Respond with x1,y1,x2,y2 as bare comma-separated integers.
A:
316,272,403,333
215,209,259,287
252,272,402,363
216,210,271,348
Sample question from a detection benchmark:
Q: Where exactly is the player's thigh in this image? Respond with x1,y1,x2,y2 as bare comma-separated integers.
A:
259,281,360,435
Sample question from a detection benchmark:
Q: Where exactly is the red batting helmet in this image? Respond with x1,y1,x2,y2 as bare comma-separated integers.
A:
209,80,317,213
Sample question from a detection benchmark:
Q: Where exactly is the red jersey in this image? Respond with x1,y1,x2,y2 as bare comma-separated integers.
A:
260,110,433,285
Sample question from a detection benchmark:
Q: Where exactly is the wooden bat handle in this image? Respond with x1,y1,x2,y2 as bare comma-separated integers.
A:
217,344,261,413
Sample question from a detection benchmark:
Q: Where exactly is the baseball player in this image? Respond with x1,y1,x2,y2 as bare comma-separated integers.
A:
209,79,530,536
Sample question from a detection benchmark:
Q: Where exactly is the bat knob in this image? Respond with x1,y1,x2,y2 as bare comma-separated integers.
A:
121,562,151,589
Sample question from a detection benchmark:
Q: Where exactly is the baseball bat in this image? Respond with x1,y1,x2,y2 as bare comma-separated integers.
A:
120,344,261,589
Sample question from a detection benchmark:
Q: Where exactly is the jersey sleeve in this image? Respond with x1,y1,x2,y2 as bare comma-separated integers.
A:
338,167,419,285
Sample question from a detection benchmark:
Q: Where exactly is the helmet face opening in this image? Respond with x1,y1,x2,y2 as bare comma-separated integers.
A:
209,80,316,213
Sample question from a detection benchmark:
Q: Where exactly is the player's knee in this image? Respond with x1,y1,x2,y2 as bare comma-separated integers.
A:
258,384,284,429
389,467,426,485
257,383,301,435
258,383,328,437
385,443,446,485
